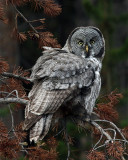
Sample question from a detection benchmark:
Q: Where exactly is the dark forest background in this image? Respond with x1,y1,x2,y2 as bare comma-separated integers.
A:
0,0,128,159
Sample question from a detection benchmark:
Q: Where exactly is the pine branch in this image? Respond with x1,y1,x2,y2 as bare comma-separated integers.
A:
91,121,126,160
72,115,127,160
10,1,39,35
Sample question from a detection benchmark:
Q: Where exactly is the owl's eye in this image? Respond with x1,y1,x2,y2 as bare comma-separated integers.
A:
90,39,95,44
77,40,84,46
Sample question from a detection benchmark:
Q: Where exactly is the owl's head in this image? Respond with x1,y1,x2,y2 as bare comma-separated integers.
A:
67,26,105,61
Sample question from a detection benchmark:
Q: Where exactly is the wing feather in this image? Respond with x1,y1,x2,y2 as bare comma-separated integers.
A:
30,115,53,142
23,81,75,130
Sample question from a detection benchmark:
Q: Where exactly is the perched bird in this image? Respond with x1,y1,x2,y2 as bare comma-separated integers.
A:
23,26,105,142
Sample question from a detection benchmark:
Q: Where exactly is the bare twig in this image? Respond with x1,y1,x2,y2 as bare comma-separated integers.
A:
0,91,16,97
6,90,19,98
93,131,103,150
54,128,64,137
90,121,112,141
94,143,106,150
65,129,70,160
8,104,28,154
1,72,32,83
104,128,117,140
28,18,45,23
94,119,127,142
8,104,15,131
90,121,127,160
73,115,127,160
10,2,38,34
63,120,71,160
0,97,29,105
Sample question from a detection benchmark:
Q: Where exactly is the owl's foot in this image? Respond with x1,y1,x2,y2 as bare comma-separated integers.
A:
85,114,91,123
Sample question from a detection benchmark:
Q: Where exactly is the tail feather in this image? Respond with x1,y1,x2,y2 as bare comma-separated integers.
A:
30,114,53,142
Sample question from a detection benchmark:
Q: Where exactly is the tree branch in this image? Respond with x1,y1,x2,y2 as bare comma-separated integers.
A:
91,121,112,141
64,124,70,160
1,72,32,83
0,97,29,105
72,115,127,160
94,119,127,142
10,2,39,34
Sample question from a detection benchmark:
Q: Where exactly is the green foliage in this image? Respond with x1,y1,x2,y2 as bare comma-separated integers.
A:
57,141,67,159
110,38,128,63
82,0,105,21
120,119,128,128
56,122,93,159
0,104,16,117
0,107,10,117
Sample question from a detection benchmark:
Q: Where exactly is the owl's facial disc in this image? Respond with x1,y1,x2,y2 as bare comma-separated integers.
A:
68,27,105,60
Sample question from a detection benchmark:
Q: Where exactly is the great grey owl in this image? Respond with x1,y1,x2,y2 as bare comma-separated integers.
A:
23,26,105,142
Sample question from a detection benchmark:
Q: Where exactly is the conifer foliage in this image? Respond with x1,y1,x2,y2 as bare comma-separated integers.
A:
1,0,61,47
0,0,128,159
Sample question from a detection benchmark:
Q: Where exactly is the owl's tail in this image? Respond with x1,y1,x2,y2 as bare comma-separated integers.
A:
30,114,53,142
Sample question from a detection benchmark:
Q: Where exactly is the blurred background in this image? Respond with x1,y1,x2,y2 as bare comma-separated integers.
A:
0,0,128,159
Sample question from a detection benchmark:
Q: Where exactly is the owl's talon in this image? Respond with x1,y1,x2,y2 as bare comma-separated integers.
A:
85,114,92,123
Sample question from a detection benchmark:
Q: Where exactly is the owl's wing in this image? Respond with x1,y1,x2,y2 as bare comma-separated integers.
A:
23,83,74,130
23,48,95,130
31,48,95,89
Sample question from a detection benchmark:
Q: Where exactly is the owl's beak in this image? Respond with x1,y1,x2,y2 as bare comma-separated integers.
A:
85,45,89,53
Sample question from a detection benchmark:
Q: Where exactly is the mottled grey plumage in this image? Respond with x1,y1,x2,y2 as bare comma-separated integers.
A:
23,26,105,142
